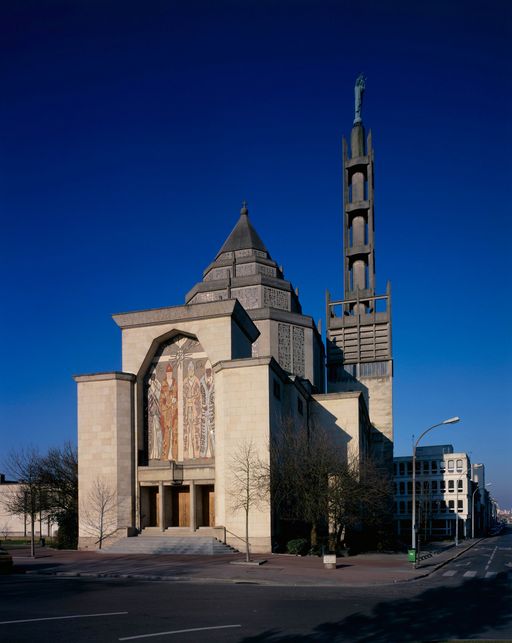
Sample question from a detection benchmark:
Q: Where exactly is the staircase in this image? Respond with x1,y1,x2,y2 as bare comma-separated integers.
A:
99,528,239,555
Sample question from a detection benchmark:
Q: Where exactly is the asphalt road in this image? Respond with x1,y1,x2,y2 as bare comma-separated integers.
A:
1,529,511,643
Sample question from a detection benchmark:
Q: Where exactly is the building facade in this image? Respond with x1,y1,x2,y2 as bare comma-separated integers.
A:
75,80,393,553
393,445,481,541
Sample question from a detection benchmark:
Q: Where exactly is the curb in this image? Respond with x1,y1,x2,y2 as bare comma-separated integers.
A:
408,538,485,581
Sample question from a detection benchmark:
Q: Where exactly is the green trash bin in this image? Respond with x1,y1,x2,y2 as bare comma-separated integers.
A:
407,548,416,562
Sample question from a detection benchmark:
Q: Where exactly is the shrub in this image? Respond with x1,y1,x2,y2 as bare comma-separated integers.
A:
286,538,309,556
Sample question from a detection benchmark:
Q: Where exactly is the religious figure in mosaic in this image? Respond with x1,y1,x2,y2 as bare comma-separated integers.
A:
183,360,201,459
159,362,178,461
199,360,215,458
148,373,162,459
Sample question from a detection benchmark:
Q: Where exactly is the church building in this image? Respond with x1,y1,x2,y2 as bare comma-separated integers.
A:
74,80,393,553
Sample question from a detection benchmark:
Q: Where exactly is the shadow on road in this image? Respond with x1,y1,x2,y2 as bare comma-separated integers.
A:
241,573,512,642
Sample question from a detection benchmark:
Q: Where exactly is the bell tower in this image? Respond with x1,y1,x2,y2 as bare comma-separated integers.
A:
326,75,393,467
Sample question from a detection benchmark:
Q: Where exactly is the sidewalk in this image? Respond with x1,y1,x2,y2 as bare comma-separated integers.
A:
9,539,482,587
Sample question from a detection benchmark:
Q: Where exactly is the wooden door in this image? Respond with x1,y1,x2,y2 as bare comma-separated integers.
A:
172,488,190,527
201,485,215,526
148,487,159,527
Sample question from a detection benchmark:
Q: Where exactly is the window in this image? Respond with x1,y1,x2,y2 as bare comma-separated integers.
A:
448,460,454,472
431,480,438,493
457,500,463,511
394,463,399,476
448,480,454,492
431,460,438,473
407,461,413,475
456,459,463,472
273,379,281,400
399,462,405,476
423,481,429,493
422,461,429,474
457,479,463,492
440,500,447,513
399,481,405,495
440,460,446,471
393,483,398,495
399,501,405,514
407,481,412,495
440,480,446,492
448,500,455,512
415,481,420,494
297,397,303,416
407,501,412,513
415,461,420,474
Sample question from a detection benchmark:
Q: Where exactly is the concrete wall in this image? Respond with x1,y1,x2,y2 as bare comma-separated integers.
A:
213,358,272,553
75,373,135,549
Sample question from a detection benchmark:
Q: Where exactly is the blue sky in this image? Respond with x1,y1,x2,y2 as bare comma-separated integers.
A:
1,1,511,506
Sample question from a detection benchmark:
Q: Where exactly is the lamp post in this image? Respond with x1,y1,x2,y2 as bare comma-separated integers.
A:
411,416,460,567
472,481,491,539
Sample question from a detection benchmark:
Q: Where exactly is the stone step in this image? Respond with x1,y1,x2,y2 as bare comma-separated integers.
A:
100,535,238,555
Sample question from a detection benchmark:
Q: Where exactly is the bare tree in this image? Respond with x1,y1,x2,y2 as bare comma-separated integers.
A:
2,447,47,558
80,478,118,549
0,521,10,544
39,442,78,548
271,420,392,552
230,440,268,562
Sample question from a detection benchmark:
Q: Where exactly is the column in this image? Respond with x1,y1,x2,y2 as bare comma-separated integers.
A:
158,482,165,531
190,481,196,531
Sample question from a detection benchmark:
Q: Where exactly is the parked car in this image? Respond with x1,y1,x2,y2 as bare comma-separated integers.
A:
0,548,13,574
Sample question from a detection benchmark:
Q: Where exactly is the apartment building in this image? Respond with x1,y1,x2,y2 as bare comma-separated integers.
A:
393,445,473,541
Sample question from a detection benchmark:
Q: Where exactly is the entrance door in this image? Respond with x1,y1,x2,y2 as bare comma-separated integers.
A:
148,487,159,527
201,485,215,527
171,487,190,527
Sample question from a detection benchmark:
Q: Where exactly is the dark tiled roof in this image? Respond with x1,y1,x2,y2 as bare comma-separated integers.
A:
216,209,268,257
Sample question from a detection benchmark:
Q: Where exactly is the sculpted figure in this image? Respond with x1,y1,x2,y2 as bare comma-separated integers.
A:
159,363,178,460
354,73,366,125
148,373,162,459
199,361,215,458
183,360,201,459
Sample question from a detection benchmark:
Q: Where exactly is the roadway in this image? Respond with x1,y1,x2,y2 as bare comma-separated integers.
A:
1,528,511,642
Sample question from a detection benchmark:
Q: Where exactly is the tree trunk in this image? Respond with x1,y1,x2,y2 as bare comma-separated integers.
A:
245,508,250,562
30,513,35,559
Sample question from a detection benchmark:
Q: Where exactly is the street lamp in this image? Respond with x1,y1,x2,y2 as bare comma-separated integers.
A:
472,480,491,539
411,416,460,567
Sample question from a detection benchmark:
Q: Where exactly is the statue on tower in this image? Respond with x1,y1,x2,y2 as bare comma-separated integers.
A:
353,73,366,125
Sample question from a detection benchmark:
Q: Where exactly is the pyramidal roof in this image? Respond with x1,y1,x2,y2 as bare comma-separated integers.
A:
216,202,269,258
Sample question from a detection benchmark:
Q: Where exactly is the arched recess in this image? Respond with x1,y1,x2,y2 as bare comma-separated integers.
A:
135,328,215,466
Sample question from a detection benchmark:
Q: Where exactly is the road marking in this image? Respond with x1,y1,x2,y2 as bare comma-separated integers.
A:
443,570,456,577
119,625,242,640
0,611,128,625
463,571,477,578
485,571,497,578
485,546,498,571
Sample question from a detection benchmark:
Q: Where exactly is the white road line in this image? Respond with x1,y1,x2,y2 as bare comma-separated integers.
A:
485,546,498,571
485,571,497,578
119,624,242,641
443,570,456,577
463,571,477,578
0,611,128,625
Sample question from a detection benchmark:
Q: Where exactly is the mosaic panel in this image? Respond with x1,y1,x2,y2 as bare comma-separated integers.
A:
263,287,290,311
145,336,214,462
278,323,292,371
292,326,305,376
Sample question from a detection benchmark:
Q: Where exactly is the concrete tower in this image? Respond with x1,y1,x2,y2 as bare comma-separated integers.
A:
326,76,393,467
